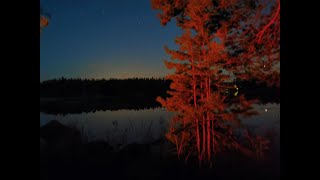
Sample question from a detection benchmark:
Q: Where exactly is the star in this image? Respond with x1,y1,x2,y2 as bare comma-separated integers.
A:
137,16,142,25
82,9,86,16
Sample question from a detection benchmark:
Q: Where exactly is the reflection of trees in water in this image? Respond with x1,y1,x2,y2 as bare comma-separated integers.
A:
41,106,161,116
40,97,162,115
40,94,279,115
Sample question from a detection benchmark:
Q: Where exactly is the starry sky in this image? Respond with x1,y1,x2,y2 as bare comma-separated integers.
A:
40,0,181,82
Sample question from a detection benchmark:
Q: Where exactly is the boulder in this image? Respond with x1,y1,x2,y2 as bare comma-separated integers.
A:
40,120,82,154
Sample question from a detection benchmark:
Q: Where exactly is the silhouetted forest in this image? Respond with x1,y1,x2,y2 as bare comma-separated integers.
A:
40,77,170,98
40,77,279,114
40,77,279,102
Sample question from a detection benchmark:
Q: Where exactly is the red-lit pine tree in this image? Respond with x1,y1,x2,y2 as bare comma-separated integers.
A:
152,0,276,166
223,0,280,87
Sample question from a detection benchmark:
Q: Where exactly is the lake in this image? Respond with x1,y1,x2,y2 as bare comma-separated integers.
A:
40,102,279,151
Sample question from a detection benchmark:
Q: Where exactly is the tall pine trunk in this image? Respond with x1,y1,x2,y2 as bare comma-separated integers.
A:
206,77,211,161
201,81,206,160
192,57,201,163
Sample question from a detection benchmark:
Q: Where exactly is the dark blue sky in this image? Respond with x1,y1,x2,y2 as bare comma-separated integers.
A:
40,0,181,81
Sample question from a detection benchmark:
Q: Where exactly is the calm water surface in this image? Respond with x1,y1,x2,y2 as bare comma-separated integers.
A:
40,103,279,148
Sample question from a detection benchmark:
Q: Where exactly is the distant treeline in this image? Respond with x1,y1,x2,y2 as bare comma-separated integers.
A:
40,77,279,101
40,77,279,114
40,77,171,98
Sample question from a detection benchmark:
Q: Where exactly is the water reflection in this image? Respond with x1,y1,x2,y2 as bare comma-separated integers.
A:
40,107,174,145
40,102,279,149
40,97,161,115
241,103,280,152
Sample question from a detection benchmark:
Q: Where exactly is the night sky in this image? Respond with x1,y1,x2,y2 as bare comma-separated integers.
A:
40,0,181,82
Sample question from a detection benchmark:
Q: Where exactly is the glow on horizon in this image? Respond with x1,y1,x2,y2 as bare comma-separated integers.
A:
40,0,181,82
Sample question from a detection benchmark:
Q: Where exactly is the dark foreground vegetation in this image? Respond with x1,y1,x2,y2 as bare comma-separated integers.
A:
40,120,279,180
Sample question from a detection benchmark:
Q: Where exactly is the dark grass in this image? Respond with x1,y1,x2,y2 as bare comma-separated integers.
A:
40,120,279,180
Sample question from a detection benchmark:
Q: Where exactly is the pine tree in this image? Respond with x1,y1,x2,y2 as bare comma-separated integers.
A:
152,0,276,166
223,0,280,87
